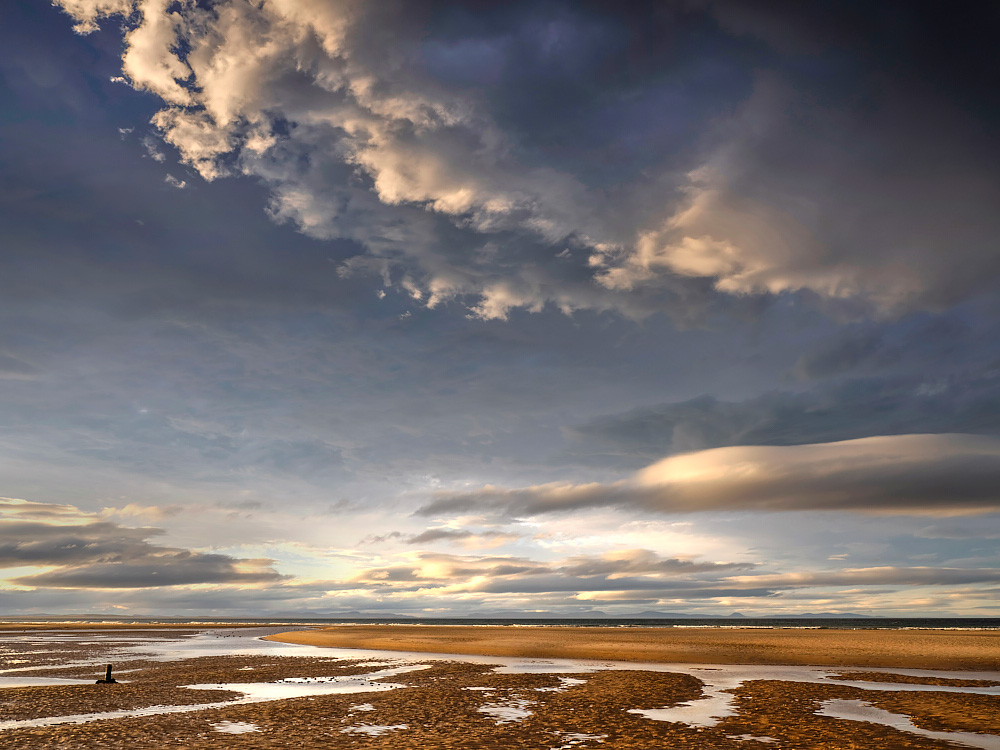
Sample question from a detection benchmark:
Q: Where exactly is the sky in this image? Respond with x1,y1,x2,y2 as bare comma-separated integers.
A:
1,0,999,618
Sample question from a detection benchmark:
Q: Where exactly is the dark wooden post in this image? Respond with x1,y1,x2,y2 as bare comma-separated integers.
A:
96,664,117,684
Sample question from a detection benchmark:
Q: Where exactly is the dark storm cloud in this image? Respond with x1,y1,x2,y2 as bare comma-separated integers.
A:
566,373,1000,466
0,499,284,589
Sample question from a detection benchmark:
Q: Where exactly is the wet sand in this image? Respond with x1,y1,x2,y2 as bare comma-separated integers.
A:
1,626,997,749
4,657,998,749
265,625,1000,670
831,671,1000,688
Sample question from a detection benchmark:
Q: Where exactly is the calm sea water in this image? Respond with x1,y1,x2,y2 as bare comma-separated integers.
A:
4,616,998,629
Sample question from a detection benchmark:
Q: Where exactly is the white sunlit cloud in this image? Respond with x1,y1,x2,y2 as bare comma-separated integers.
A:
52,1,1000,320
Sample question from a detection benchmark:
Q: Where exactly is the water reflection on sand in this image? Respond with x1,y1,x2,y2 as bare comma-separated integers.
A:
0,626,998,746
0,664,426,731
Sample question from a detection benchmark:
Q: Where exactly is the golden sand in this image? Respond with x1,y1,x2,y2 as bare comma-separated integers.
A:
264,625,1000,670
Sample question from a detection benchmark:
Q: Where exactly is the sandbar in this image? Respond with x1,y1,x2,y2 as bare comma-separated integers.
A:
265,625,1000,670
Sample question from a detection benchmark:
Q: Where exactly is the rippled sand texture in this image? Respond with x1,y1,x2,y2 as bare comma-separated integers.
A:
0,626,997,749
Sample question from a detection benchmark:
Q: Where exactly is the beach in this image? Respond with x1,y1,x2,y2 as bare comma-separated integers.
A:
0,625,997,749
264,625,1000,671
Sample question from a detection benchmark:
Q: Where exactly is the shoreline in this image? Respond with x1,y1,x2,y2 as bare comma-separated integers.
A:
0,623,274,631
264,624,1000,670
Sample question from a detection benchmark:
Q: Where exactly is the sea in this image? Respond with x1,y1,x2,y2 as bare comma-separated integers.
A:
3,616,999,630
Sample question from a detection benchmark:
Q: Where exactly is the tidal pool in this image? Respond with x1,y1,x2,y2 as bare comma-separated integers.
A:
0,664,427,731
817,698,1000,750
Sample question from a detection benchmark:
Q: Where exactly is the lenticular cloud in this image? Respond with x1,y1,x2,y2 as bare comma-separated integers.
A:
419,434,1000,518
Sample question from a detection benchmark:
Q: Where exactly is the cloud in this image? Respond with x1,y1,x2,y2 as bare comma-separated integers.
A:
11,553,280,589
916,523,1000,540
334,549,1000,603
0,497,85,521
100,503,182,520
51,0,625,320
143,135,166,162
344,548,753,599
349,552,548,589
54,0,133,34
591,74,1000,314
52,1,1000,319
558,548,748,578
0,497,284,589
0,578,336,616
727,567,1000,588
406,527,520,549
565,373,1000,465
420,434,1000,517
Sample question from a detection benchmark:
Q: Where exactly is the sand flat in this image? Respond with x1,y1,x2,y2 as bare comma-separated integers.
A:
1,626,998,748
264,625,1000,670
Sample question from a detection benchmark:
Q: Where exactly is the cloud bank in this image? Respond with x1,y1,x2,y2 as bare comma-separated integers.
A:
343,548,758,599
296,548,1000,608
0,498,283,588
